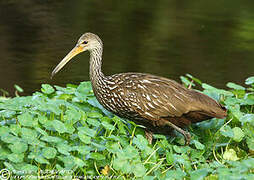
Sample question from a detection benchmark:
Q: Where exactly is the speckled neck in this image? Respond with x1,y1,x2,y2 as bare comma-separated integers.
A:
89,47,106,89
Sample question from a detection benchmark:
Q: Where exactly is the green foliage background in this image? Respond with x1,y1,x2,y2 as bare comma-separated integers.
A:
0,75,254,179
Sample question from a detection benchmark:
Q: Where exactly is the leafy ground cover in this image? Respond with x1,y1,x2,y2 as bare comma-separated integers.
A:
0,75,254,179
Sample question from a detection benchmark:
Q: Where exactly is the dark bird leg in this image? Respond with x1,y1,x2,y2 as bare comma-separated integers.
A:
164,121,191,145
145,129,153,144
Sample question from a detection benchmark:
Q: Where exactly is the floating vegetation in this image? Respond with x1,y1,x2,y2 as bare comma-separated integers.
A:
0,75,254,179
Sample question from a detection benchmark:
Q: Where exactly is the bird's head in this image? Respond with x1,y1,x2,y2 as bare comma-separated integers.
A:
51,32,102,78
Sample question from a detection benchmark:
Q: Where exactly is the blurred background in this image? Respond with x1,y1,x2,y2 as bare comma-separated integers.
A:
0,0,254,95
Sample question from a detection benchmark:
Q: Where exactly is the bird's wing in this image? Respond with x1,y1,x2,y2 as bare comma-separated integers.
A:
116,73,225,121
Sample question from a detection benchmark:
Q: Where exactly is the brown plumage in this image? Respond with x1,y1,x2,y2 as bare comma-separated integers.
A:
52,32,227,145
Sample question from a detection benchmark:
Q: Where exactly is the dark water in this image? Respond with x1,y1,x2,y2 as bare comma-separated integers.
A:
1,0,254,95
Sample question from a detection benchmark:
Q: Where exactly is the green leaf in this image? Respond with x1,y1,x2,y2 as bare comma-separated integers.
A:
133,163,146,177
38,115,48,124
8,141,28,153
166,151,174,165
0,126,10,136
87,111,103,118
41,84,55,94
232,127,245,142
193,140,205,150
18,112,37,127
14,84,24,92
90,152,105,160
53,120,67,133
246,137,254,151
7,153,24,163
35,127,48,136
102,120,115,131
190,168,210,180
42,147,57,159
41,135,63,143
240,114,254,125
21,128,37,141
220,125,234,138
78,126,96,137
58,156,75,169
78,131,91,144
223,149,239,161
245,76,254,85
166,169,186,179
133,135,148,150
56,143,71,156
87,118,101,127
73,157,86,168
1,133,20,144
226,82,245,90
35,155,50,164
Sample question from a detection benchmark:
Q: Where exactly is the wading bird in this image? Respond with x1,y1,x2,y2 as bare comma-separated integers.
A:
51,33,227,145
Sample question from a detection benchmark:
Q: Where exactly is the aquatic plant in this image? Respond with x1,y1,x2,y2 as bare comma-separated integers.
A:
0,75,253,179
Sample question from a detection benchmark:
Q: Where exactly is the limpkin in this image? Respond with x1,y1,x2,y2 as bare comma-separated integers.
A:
52,33,227,145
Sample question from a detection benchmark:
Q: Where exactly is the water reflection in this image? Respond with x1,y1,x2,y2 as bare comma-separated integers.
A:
0,0,253,95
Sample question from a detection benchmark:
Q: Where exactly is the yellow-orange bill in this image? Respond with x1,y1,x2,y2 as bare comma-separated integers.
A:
51,45,84,78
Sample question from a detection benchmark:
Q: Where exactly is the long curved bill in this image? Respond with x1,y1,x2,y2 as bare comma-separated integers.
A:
51,45,84,78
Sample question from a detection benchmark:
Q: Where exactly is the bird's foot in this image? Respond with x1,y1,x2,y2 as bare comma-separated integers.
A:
165,121,191,145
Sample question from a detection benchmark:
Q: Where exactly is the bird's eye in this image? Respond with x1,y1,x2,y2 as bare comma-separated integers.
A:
83,41,88,44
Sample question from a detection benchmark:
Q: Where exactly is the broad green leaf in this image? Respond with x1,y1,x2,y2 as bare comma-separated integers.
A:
1,133,20,144
87,111,103,118
35,127,48,136
38,115,48,124
220,125,234,138
190,168,210,180
102,121,115,131
133,135,148,150
226,82,245,90
42,147,57,159
245,76,254,85
18,112,37,127
35,156,50,164
246,137,254,150
73,157,86,168
21,128,37,141
232,127,245,142
53,120,67,133
78,126,96,137
58,156,75,169
193,140,205,150
166,169,186,179
8,141,28,153
223,149,239,161
240,114,254,125
41,135,63,143
166,151,174,165
133,163,146,177
0,126,10,135
57,143,71,155
87,118,101,127
7,153,24,163
9,124,21,136
90,152,105,160
78,131,91,144
41,84,55,94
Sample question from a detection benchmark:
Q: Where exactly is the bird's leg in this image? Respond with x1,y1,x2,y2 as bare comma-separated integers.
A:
164,121,191,145
188,80,194,89
145,129,153,144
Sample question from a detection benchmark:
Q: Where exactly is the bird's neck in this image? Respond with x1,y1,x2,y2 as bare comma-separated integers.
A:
89,47,105,87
